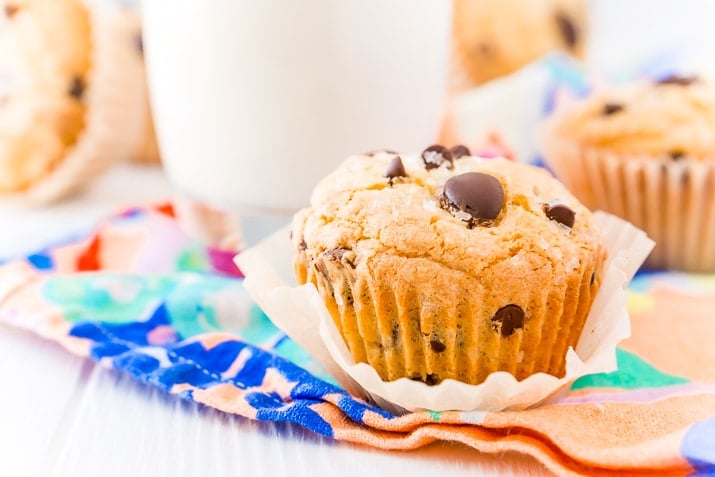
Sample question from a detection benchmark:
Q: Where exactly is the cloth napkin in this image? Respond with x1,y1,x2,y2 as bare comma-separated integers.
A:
1,204,714,476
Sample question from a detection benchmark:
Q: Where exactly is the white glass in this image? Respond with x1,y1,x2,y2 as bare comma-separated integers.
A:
142,0,452,248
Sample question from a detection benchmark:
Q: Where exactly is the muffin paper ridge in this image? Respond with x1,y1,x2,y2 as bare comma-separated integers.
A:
236,212,653,412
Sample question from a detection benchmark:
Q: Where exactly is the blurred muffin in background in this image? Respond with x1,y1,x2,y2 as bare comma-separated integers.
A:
452,0,589,89
0,0,159,202
0,0,91,192
541,75,715,271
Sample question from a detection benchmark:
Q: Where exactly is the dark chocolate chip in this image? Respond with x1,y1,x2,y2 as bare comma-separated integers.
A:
325,247,349,261
602,103,625,116
384,156,407,183
656,74,698,87
440,172,504,227
68,76,85,100
4,4,19,18
590,272,596,286
409,374,440,385
491,305,525,337
555,11,579,48
429,339,446,353
543,203,576,228
324,247,355,268
424,374,440,386
298,238,307,251
421,145,453,170
449,145,471,160
669,150,685,161
134,32,144,55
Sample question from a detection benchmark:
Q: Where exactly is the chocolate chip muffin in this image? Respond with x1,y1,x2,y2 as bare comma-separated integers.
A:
0,0,91,191
0,0,159,200
452,0,588,88
291,147,606,386
541,75,715,271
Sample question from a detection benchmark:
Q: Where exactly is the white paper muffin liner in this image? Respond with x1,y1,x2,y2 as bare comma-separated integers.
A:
25,0,148,203
542,136,715,271
235,212,653,413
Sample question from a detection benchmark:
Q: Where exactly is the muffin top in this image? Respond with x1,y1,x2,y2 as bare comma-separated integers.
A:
546,75,715,160
292,149,604,283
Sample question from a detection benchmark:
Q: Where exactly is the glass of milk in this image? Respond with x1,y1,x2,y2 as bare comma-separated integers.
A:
142,0,452,253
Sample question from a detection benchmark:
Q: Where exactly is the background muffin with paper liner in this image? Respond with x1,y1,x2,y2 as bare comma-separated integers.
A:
451,0,588,90
541,75,715,272
0,0,159,203
250,147,652,413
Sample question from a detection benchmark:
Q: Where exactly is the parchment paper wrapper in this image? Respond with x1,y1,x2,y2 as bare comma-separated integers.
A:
542,135,715,272
236,212,653,413
25,0,151,203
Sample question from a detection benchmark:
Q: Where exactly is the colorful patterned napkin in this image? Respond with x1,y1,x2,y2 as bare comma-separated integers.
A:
1,204,714,476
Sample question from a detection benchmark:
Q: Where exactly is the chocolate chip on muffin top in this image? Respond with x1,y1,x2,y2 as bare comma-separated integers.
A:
449,144,472,159
384,156,407,184
543,202,576,228
440,172,504,227
421,145,454,170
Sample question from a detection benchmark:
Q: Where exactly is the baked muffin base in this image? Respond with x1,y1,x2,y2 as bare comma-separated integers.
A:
294,220,605,386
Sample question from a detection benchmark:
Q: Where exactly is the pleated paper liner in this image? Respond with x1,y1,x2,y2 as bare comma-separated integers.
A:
542,136,715,272
25,0,149,203
236,212,653,413
302,242,605,387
